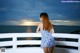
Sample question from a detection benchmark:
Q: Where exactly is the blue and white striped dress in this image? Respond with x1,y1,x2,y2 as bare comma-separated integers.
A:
40,29,55,48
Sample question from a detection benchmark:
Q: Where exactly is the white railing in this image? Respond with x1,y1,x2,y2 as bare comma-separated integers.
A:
0,33,80,53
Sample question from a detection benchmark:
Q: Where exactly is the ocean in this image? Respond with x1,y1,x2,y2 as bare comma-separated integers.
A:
0,25,80,33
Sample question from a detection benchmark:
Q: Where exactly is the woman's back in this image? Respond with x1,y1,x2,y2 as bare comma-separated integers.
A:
39,22,53,34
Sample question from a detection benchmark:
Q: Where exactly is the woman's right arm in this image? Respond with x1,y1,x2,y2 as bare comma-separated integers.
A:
36,23,40,33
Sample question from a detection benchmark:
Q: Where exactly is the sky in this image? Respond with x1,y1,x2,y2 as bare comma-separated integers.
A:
0,0,80,25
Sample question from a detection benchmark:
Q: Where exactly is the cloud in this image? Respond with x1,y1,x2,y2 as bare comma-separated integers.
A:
50,20,80,26
0,7,7,12
0,20,20,25
0,18,38,26
49,13,69,20
0,19,80,26
0,0,80,23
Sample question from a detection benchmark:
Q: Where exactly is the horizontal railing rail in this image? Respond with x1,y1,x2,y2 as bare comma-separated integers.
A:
0,33,80,53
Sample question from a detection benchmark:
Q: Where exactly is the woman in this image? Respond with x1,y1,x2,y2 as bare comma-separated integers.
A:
36,13,55,53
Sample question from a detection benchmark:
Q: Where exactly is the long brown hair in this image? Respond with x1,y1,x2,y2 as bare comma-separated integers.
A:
40,13,52,32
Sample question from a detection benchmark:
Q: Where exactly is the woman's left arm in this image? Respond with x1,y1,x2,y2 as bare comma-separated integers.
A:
51,27,55,33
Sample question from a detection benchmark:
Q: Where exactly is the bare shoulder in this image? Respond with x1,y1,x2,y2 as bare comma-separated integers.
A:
38,22,43,26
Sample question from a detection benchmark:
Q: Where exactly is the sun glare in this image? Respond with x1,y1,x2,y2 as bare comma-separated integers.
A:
20,19,38,26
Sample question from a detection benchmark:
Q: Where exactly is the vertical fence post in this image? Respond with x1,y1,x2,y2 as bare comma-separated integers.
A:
78,36,80,53
13,35,17,49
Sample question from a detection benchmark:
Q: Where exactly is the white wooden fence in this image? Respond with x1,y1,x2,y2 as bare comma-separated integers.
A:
0,33,80,53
